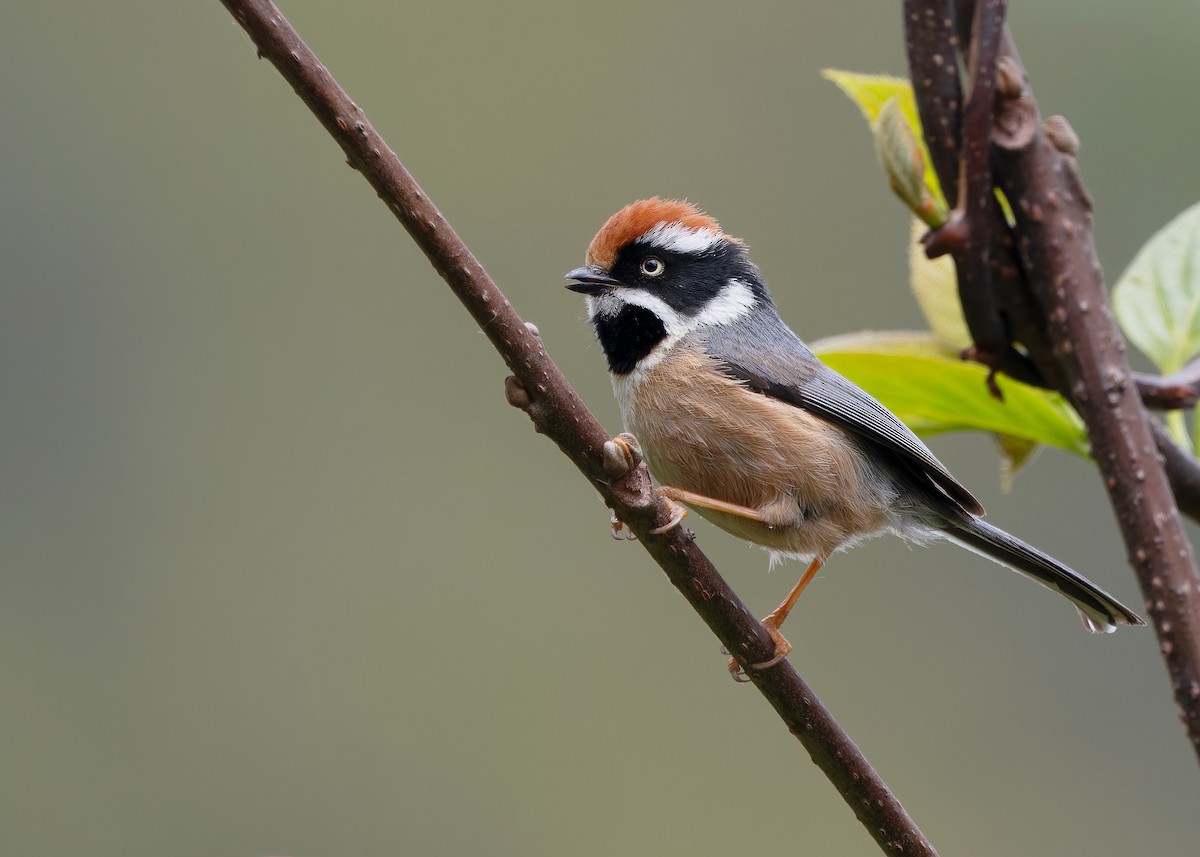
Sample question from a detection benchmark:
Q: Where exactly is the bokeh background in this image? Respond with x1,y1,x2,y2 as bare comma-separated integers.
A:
3,1,1199,855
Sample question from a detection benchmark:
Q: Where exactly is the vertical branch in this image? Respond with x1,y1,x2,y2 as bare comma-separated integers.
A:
907,0,1044,389
993,96,1200,759
951,0,1016,386
906,0,1200,760
903,2,963,204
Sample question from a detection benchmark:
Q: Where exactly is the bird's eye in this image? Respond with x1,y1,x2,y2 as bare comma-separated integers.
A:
640,257,665,277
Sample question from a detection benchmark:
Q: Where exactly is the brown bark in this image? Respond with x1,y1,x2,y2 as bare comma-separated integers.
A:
906,0,1200,762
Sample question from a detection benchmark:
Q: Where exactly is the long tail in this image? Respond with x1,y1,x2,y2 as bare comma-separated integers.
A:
943,517,1144,633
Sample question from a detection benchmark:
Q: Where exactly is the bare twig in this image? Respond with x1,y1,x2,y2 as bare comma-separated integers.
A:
1153,430,1200,522
950,0,1015,378
1135,358,1200,411
910,0,1045,391
1136,361,1200,513
903,3,963,204
1151,420,1200,522
217,0,938,852
907,0,1200,760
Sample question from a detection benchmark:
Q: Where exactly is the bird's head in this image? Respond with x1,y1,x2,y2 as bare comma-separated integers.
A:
565,198,772,375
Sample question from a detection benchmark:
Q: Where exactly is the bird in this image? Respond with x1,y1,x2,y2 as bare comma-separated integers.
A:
564,197,1144,678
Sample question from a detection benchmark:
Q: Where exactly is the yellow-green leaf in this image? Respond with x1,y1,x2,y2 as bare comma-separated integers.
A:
908,218,971,349
1112,200,1200,375
810,331,1089,456
823,69,947,214
822,69,921,129
994,434,1040,493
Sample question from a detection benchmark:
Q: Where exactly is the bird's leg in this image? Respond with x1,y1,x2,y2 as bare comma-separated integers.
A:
603,434,768,536
652,485,770,534
730,553,828,681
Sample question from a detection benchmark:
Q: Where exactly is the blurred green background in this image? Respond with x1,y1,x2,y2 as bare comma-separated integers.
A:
3,1,1198,855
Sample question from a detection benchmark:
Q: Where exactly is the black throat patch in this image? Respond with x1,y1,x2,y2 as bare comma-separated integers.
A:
592,305,668,375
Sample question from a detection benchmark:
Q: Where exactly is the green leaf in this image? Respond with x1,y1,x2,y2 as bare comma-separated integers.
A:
907,218,971,350
993,434,1040,493
810,332,1090,456
822,69,947,215
1112,200,1200,375
822,70,922,132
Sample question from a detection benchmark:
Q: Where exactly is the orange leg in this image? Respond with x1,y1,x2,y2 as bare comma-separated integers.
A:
650,485,769,535
730,553,828,681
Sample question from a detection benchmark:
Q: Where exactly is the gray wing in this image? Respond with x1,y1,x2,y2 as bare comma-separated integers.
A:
704,312,984,517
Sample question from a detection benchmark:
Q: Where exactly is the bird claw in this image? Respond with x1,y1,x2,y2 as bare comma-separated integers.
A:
718,643,753,682
648,493,688,535
609,511,637,541
727,620,793,682
609,500,685,538
604,435,684,537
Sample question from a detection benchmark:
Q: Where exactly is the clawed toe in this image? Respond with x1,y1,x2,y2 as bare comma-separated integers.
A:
649,493,688,535
609,511,637,541
728,620,793,681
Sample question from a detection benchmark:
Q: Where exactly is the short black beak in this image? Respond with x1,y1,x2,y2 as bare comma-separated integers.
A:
564,265,623,295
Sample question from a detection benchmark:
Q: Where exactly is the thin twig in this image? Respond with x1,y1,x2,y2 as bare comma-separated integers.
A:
952,0,1006,368
1150,420,1200,522
903,2,963,204
216,0,938,852
907,0,1200,760
1135,358,1200,411
910,0,1045,390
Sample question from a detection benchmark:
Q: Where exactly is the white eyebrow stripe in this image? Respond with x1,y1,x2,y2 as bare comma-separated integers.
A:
634,222,723,256
692,278,756,328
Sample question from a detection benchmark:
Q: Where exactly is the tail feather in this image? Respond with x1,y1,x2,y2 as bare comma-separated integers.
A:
943,517,1145,633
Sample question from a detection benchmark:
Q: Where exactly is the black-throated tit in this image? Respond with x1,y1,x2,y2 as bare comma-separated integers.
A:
566,198,1143,676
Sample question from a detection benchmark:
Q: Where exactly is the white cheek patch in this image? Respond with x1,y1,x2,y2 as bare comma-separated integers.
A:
635,222,722,256
590,278,753,334
588,290,685,335
692,278,755,328
588,277,757,384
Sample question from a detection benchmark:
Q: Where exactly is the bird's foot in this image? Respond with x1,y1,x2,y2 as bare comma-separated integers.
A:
602,434,688,536
602,432,643,480
649,489,689,534
608,491,688,538
609,511,637,541
728,617,793,682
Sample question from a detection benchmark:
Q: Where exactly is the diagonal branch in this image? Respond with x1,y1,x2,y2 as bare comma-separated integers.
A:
908,0,1200,762
217,0,938,853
